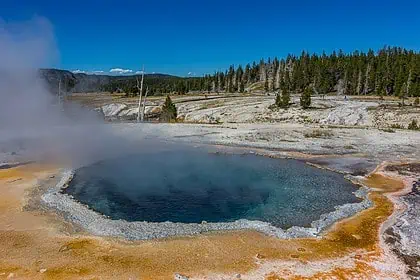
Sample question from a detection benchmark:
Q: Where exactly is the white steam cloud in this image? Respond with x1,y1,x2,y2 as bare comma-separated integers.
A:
0,17,147,168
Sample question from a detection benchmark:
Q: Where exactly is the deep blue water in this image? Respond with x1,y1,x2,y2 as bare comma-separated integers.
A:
66,150,360,229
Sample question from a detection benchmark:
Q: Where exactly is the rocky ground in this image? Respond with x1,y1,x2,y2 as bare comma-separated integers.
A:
384,164,420,278
87,94,420,129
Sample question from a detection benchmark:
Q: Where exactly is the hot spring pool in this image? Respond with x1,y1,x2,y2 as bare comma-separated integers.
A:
65,150,361,229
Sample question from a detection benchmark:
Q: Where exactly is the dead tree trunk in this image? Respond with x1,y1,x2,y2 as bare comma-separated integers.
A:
141,86,149,122
137,66,145,122
356,70,362,95
363,63,371,95
407,69,412,96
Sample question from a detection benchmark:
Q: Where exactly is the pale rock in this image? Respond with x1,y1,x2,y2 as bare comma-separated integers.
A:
101,103,128,118
174,273,189,280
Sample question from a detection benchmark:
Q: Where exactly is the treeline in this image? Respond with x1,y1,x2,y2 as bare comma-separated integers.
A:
101,75,207,96
203,46,420,97
101,46,419,98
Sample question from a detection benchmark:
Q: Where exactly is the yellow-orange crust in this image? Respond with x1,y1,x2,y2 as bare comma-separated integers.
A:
0,163,412,279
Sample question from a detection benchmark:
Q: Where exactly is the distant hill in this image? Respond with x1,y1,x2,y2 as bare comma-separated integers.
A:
39,68,181,94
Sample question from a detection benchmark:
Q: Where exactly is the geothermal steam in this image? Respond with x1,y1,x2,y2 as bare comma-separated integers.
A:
0,17,145,167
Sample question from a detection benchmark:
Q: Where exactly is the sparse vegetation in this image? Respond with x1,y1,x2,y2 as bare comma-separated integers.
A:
414,97,420,107
304,129,334,138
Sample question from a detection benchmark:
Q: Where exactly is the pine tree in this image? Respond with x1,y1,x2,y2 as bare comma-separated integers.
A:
280,87,290,108
160,95,177,122
275,94,281,107
300,86,312,109
408,119,419,130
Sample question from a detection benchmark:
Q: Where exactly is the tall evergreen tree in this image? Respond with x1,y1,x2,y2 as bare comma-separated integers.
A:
160,95,177,122
280,87,290,108
300,86,312,109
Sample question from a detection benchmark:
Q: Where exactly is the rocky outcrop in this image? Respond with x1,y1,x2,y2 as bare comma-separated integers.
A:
101,103,128,118
385,178,420,278
100,103,162,121
319,102,374,126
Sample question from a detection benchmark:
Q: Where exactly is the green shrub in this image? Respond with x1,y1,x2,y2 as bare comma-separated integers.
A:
380,128,396,133
408,119,419,130
390,124,404,129
304,129,333,138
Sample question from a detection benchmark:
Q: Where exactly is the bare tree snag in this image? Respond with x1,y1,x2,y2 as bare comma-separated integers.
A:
363,63,371,95
137,66,145,122
356,70,362,95
141,86,149,122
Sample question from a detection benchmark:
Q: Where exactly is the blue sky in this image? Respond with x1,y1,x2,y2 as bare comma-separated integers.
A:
1,0,419,76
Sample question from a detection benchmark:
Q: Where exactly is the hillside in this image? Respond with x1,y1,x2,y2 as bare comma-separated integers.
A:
38,68,180,94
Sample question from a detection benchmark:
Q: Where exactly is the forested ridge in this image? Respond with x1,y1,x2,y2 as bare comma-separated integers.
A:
42,46,420,98
199,46,420,98
116,46,420,97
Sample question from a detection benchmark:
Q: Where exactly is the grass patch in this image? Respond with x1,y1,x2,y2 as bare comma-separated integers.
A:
304,129,334,139
390,124,405,129
380,128,396,133
344,145,356,150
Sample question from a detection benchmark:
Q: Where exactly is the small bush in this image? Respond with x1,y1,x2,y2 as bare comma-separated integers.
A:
390,124,404,129
380,128,396,133
414,97,420,107
304,129,334,138
408,119,419,130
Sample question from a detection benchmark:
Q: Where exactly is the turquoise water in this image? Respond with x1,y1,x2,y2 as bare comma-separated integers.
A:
66,150,360,229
